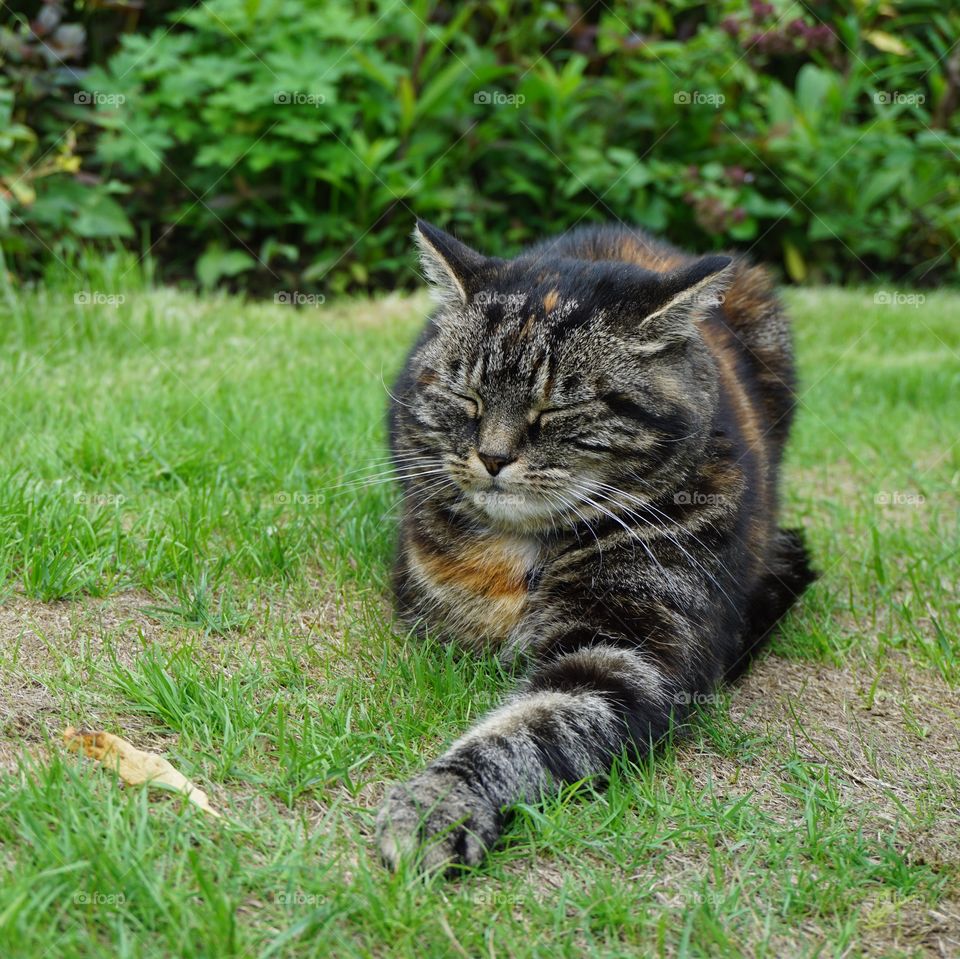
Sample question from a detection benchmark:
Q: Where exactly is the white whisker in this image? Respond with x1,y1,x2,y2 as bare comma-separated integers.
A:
590,483,738,613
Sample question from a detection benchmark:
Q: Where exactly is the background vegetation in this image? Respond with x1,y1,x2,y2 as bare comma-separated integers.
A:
2,0,959,294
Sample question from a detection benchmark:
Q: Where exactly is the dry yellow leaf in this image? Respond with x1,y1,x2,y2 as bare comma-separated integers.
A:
63,727,221,818
864,30,910,56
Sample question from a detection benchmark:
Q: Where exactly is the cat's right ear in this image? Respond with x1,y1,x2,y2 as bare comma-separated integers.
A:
414,220,489,307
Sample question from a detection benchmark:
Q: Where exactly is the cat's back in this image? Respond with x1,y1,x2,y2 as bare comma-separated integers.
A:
527,223,690,273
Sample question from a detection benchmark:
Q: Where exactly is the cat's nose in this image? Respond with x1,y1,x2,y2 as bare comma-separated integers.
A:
478,451,515,476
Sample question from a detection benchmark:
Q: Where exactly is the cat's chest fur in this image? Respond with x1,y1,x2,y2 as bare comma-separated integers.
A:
406,529,542,648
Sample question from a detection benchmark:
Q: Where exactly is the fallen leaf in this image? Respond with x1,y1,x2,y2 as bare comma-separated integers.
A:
63,727,221,818
864,30,910,56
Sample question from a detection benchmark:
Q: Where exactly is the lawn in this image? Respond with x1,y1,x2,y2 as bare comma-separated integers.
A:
0,258,957,958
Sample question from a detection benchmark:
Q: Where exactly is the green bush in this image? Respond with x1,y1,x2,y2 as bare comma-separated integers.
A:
0,0,194,275
7,0,960,291
0,1,137,271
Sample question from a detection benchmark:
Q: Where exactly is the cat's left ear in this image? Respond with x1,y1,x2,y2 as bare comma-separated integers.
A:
649,255,733,322
628,256,733,351
414,220,491,307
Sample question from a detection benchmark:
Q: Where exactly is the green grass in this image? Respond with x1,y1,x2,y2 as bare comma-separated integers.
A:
0,255,957,957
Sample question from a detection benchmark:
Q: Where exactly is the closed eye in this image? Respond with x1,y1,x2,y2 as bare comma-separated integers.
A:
530,400,597,426
453,392,481,418
418,375,481,418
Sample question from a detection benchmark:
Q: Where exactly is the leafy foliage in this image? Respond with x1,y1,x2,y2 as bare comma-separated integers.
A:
0,1,139,269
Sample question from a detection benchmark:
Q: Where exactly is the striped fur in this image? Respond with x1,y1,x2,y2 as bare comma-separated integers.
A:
376,221,816,872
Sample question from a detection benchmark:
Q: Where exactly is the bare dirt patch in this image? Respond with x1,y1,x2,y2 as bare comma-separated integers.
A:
324,290,429,329
728,655,960,814
0,590,159,671
0,592,162,772
679,655,958,955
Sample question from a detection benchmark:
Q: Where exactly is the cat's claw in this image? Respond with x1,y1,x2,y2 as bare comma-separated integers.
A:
375,770,499,873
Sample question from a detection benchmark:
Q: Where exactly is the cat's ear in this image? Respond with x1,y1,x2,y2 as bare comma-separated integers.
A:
413,220,494,306
414,220,489,306
630,256,733,351
650,255,733,320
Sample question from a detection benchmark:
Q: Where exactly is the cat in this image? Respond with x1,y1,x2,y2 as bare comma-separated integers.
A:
375,219,816,873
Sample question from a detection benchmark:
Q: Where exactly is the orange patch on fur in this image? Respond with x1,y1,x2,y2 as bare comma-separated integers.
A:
411,537,530,600
542,289,559,312
701,321,768,506
421,552,525,598
719,264,774,333
519,314,536,339
614,237,686,272
746,513,769,564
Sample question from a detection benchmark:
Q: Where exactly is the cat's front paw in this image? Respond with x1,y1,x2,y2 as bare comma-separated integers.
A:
375,770,501,873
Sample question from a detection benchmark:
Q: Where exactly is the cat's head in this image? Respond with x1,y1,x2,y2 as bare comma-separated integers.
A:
400,220,732,532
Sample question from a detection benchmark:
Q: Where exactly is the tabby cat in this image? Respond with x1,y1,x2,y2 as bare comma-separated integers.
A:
375,220,816,872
